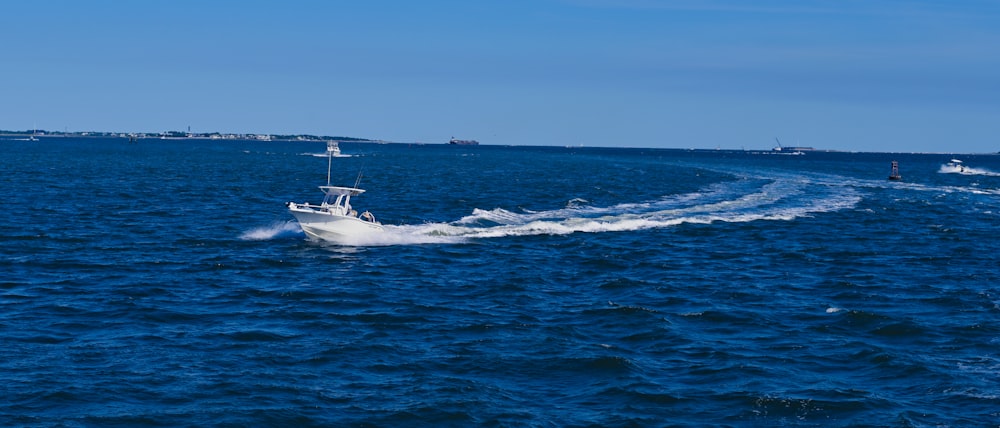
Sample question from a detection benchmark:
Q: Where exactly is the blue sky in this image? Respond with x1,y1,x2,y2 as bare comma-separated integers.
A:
3,0,999,152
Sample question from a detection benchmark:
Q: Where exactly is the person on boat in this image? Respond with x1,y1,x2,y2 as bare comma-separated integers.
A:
360,211,375,222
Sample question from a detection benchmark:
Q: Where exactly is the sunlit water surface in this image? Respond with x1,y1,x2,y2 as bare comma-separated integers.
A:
2,138,999,426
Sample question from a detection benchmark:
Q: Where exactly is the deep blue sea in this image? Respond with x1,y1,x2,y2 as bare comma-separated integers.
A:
3,137,1000,427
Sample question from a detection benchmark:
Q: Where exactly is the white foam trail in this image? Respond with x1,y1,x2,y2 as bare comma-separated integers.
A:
883,179,1000,196
240,221,304,241
383,178,861,241
453,181,754,228
302,152,353,158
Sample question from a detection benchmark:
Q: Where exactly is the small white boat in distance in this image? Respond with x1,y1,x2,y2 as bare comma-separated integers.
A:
328,140,354,157
313,140,351,158
287,143,382,243
948,159,966,173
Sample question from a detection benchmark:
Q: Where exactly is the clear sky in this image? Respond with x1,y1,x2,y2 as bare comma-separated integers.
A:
3,0,999,152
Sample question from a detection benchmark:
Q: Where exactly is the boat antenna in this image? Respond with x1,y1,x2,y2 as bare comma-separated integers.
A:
326,146,333,186
353,168,364,189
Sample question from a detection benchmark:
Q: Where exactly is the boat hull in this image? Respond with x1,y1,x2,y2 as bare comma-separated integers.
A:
288,206,384,243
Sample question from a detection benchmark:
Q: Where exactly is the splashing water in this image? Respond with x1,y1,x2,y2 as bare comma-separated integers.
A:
239,221,304,241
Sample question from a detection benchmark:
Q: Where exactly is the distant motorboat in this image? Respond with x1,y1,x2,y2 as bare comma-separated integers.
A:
944,159,967,173
287,142,382,243
326,140,352,157
937,158,1000,176
308,140,351,158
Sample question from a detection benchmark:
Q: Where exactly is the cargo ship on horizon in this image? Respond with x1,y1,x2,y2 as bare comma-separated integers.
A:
772,138,813,155
449,137,479,145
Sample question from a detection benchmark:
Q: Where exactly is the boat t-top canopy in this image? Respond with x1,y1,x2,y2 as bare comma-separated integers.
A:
319,186,366,196
314,186,367,214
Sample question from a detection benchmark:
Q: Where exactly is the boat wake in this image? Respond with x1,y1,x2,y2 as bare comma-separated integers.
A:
304,152,352,158
319,175,863,246
428,180,857,240
258,161,1000,246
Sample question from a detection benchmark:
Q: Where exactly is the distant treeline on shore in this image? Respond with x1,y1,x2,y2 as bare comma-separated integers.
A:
0,129,372,142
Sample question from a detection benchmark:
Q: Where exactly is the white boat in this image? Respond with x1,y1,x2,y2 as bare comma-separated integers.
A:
311,140,351,158
946,159,967,173
287,143,383,243
327,140,344,157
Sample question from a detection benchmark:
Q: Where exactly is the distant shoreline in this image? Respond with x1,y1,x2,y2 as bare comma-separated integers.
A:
0,130,374,143
3,130,997,155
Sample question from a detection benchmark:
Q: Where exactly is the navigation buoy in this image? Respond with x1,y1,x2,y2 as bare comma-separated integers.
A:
888,161,902,181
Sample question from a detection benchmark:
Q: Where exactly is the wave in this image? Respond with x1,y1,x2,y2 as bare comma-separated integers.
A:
884,179,1000,196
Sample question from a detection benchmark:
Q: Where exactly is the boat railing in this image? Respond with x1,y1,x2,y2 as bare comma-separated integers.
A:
293,202,347,214
289,201,378,223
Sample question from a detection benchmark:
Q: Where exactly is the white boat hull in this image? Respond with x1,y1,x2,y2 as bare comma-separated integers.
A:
288,205,384,242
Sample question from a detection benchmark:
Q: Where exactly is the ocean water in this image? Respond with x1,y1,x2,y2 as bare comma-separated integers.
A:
2,138,999,427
